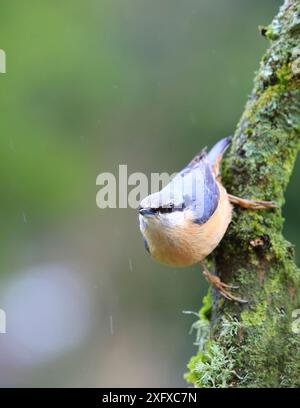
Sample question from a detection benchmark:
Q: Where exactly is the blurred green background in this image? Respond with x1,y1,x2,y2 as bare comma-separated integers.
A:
0,0,298,387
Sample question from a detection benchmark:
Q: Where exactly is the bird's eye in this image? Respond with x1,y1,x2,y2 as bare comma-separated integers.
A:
148,203,183,214
157,205,173,214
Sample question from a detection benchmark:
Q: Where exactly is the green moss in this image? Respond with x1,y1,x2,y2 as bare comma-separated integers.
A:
241,301,267,327
200,289,212,321
186,316,243,387
190,342,237,388
184,351,207,385
276,64,293,85
265,25,280,41
265,272,281,294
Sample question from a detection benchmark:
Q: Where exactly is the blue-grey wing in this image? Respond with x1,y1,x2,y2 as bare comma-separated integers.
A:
179,136,231,178
178,148,207,178
169,155,218,224
189,157,219,224
172,137,231,223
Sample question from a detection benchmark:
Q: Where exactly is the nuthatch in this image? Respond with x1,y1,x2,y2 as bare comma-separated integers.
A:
138,137,277,302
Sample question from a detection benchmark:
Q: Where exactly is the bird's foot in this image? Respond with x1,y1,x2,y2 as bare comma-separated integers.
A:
228,194,278,210
201,262,247,303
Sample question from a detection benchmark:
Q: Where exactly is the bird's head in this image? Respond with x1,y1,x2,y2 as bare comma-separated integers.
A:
138,190,191,232
138,159,214,233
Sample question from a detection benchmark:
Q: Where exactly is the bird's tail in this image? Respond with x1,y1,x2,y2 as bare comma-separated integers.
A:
207,136,232,176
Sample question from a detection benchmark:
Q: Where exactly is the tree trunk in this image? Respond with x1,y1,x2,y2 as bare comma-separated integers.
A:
185,0,300,388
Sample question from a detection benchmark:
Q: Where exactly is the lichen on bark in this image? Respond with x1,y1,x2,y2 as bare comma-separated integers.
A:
186,0,300,388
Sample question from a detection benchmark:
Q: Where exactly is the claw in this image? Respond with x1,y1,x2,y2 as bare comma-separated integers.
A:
219,282,239,290
219,288,248,304
228,194,278,210
201,261,247,304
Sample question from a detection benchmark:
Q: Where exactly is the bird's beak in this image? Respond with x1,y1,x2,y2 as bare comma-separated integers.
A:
139,208,154,216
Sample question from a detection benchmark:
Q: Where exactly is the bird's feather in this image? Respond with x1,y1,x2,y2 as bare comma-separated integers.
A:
164,154,219,224
167,137,231,224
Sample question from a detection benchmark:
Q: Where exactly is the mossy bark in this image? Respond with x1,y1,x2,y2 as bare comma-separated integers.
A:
186,0,300,388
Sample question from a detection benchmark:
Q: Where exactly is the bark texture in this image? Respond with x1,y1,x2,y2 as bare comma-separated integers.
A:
186,0,300,388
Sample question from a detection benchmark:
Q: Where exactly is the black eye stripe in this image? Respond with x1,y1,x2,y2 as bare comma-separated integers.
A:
158,207,173,214
152,204,185,214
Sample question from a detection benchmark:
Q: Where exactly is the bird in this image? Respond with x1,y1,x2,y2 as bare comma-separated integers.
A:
138,136,277,302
